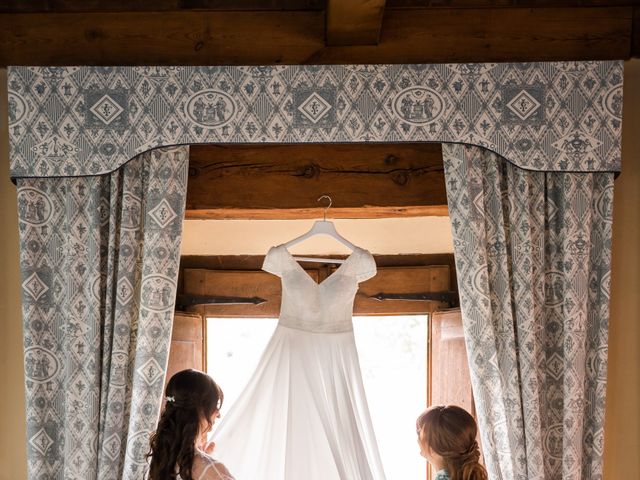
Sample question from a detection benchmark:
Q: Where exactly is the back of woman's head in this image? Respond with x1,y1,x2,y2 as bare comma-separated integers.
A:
148,369,224,480
416,405,487,480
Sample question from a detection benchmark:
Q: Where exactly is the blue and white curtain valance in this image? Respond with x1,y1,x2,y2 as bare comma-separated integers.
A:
8,61,623,179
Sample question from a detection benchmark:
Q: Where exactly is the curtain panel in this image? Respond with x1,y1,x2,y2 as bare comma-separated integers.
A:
443,144,613,479
17,146,189,479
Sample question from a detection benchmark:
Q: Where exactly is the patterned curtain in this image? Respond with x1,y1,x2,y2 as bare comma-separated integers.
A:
442,144,613,480
17,146,189,479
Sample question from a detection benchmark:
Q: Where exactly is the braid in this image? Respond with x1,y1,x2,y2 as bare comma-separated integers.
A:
442,440,486,480
416,405,488,480
456,440,486,480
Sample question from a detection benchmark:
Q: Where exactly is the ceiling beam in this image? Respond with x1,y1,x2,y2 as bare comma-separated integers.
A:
326,0,387,46
0,6,633,65
186,143,447,220
0,11,324,66
386,0,636,7
314,6,633,63
0,0,326,13
633,6,640,57
2,0,635,12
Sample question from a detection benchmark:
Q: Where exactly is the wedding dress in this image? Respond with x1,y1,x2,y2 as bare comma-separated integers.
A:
211,244,387,480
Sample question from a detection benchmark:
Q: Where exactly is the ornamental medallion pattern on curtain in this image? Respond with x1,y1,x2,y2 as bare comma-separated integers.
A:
17,146,189,480
8,62,622,178
442,144,613,480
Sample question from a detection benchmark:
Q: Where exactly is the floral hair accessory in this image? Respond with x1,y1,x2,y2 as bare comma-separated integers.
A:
166,396,175,403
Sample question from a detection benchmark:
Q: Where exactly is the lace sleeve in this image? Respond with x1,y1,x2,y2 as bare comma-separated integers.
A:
192,452,235,480
200,462,234,480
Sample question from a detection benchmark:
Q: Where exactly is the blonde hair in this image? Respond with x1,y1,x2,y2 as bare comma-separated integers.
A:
416,405,487,480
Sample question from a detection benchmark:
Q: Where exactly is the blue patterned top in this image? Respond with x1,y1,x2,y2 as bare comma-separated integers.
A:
434,469,450,480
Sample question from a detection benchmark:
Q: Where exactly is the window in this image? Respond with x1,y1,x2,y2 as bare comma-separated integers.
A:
205,314,428,479
170,265,473,479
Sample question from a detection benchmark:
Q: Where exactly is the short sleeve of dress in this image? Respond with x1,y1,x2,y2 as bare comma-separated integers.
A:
262,246,283,277
355,250,377,283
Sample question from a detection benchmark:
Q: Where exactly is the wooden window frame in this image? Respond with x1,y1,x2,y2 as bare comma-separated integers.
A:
169,262,475,480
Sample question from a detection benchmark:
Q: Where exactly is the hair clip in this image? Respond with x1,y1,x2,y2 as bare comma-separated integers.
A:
166,396,175,403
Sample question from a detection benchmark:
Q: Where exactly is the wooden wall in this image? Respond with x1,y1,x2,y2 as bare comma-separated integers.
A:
0,1,638,65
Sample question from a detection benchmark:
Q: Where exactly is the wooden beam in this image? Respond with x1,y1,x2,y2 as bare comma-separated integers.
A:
326,0,386,46
387,0,636,7
633,6,640,57
186,206,449,220
0,11,325,66
0,6,632,65
2,0,634,13
355,265,450,314
186,143,447,220
182,268,315,317
182,265,451,316
313,6,633,63
179,253,459,293
0,0,326,12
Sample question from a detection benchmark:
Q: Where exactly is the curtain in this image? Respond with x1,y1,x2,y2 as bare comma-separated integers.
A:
17,146,189,479
442,144,613,480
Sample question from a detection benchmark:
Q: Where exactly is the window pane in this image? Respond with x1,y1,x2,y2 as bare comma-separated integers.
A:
206,317,278,409
354,315,428,480
206,315,428,479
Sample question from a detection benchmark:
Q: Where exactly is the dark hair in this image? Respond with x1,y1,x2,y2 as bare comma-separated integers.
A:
148,369,224,480
416,405,488,480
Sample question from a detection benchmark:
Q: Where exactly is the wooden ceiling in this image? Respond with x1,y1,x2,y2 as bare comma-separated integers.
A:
0,0,637,65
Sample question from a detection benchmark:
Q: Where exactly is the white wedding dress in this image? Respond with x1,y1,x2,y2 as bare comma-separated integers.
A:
212,245,387,480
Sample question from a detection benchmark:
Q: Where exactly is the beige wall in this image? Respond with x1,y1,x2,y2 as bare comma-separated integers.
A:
0,69,27,479
181,217,454,256
603,58,640,479
0,62,638,479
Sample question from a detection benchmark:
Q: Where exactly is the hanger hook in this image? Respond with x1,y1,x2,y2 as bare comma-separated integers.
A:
317,195,332,221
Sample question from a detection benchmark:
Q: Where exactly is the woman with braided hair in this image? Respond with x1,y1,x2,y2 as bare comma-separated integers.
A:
416,405,487,480
147,369,234,480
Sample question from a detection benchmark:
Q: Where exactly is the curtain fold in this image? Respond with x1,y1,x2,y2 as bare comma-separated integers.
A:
17,146,189,479
442,144,613,480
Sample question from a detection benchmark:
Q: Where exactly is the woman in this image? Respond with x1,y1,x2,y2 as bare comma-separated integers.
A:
148,369,234,480
416,405,487,480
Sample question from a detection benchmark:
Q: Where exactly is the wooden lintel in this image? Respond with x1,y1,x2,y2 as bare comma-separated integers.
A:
182,265,451,316
186,143,447,220
326,0,386,46
185,205,449,220
0,7,633,65
178,252,459,298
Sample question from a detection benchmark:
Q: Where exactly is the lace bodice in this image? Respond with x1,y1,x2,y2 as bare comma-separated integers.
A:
262,245,376,333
